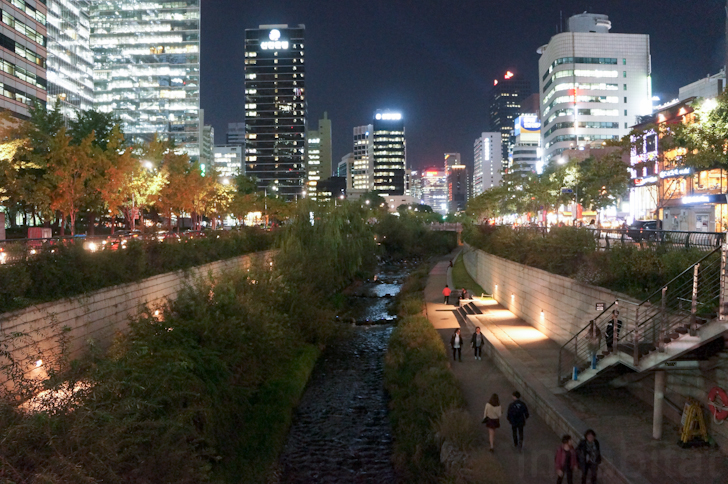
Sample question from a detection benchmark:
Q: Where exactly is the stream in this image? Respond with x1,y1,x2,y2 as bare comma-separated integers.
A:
278,264,413,483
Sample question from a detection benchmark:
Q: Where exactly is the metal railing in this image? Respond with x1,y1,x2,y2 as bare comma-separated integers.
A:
557,246,723,386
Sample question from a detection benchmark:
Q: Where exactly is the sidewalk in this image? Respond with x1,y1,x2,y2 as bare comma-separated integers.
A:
469,297,728,484
426,260,560,483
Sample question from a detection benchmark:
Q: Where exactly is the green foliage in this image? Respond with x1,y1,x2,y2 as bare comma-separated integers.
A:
452,254,486,297
435,408,479,452
0,228,273,311
672,92,728,170
376,213,457,259
576,152,630,212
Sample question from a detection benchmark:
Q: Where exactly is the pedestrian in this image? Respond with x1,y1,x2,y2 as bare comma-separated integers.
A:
577,429,601,484
443,285,452,304
507,391,530,451
460,288,470,300
555,435,577,484
471,326,485,360
586,320,602,364
449,260,453,268
450,328,463,362
605,310,622,353
483,393,502,452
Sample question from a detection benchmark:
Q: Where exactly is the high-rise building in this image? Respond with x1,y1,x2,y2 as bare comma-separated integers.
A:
352,124,374,193
511,114,542,174
47,0,93,119
227,122,245,146
372,110,406,195
473,132,502,196
444,153,461,175
338,152,354,192
244,24,306,199
448,164,469,213
89,0,201,159
421,169,448,215
410,170,423,203
0,0,48,118
213,145,243,179
538,12,652,164
305,112,332,199
200,124,214,172
487,71,530,167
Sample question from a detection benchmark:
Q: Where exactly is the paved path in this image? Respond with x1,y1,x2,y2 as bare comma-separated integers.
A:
470,298,728,484
426,260,559,483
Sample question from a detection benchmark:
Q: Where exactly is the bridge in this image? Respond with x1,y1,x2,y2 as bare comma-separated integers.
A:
428,222,462,232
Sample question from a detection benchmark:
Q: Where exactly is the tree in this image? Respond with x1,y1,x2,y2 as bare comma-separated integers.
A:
672,92,728,170
576,153,630,215
69,110,122,150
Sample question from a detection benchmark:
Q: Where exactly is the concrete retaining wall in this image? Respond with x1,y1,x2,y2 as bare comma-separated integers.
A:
462,246,637,346
0,250,274,386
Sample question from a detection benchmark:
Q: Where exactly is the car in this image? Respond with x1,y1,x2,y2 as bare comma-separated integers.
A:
628,220,660,242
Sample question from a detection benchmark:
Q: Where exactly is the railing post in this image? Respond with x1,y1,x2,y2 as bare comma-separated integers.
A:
721,243,728,321
634,306,641,367
690,263,700,336
659,286,667,353
573,334,579,380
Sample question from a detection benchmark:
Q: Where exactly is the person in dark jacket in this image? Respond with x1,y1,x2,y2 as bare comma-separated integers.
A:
577,429,601,484
555,435,577,484
450,328,463,362
471,326,485,360
507,391,530,451
605,310,622,353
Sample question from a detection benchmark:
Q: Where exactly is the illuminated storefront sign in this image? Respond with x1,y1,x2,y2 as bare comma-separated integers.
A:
634,176,658,187
660,167,692,179
682,194,727,205
375,112,402,121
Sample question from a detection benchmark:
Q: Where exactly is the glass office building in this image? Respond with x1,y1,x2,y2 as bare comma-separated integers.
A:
89,0,201,158
372,111,406,196
46,0,93,118
244,24,306,199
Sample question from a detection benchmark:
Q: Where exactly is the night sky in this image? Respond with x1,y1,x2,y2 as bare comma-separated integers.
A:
200,0,726,173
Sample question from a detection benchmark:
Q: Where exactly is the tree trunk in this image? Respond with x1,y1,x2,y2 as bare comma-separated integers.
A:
88,212,96,235
70,211,76,237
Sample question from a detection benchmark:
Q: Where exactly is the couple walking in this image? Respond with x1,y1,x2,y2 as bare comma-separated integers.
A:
450,327,485,362
482,391,530,452
554,430,602,484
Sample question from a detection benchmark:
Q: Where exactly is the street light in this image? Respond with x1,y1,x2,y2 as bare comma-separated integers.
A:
558,157,566,165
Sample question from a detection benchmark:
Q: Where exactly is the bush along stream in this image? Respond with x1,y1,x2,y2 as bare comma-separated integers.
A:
0,203,458,483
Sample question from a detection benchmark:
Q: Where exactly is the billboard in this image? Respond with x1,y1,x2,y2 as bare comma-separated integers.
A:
514,115,541,137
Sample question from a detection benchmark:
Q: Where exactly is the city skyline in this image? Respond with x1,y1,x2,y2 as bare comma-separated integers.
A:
200,0,726,173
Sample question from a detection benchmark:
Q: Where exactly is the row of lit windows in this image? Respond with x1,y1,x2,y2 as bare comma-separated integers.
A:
545,134,618,149
543,69,620,91
0,31,46,67
0,79,40,106
0,55,46,89
8,0,46,25
543,82,619,104
543,57,618,80
544,95,618,115
543,121,619,137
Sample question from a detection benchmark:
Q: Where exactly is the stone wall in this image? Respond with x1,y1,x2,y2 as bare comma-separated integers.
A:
462,246,637,346
0,250,274,386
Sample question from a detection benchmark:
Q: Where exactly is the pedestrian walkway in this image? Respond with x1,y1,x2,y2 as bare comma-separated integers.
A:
469,296,728,484
426,260,559,483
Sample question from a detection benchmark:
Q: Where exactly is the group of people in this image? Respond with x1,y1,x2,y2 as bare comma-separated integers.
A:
449,327,485,361
442,284,472,305
482,391,530,453
586,310,623,362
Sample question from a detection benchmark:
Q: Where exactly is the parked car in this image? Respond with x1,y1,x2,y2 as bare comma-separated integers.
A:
628,220,659,242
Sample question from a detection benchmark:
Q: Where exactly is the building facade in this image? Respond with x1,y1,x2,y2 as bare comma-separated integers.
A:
200,123,213,172
226,122,245,146
448,163,468,213
244,24,306,199
372,111,406,195
679,69,725,101
0,0,48,118
90,0,201,158
351,124,373,193
46,0,93,118
511,114,542,174
421,168,448,215
538,12,652,164
305,112,332,199
487,71,530,167
213,145,243,179
473,132,502,196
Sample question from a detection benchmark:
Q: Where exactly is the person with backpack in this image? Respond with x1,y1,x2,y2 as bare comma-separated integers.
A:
577,429,601,484
507,391,530,451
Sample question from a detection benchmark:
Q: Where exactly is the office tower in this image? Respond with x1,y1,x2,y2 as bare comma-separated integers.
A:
444,153,461,175
473,132,502,196
200,124,214,172
305,112,332,199
372,110,406,195
244,24,306,199
448,164,469,213
213,145,243,179
227,122,245,146
511,114,542,174
487,71,530,168
46,0,93,119
352,124,374,193
421,169,448,215
538,12,651,163
0,0,48,118
338,152,354,192
409,170,423,203
89,0,201,159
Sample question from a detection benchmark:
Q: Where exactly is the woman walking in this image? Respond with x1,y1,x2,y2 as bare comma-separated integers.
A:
555,434,577,484
471,326,485,360
483,393,502,452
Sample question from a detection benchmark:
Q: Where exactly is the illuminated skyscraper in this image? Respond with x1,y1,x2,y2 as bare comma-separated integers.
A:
351,124,374,193
89,0,201,158
372,110,406,195
305,112,331,199
244,24,306,199
487,71,530,168
47,0,93,118
0,0,48,118
473,132,502,196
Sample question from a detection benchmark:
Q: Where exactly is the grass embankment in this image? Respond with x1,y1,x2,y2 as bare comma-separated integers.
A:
452,253,487,297
0,228,273,312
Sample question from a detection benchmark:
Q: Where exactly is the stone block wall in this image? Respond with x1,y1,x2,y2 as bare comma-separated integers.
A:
0,251,274,387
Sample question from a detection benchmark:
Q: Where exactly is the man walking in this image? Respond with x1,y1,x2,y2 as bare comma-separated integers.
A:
443,285,452,304
471,326,485,360
577,429,601,484
450,328,463,362
605,310,622,353
507,391,530,451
